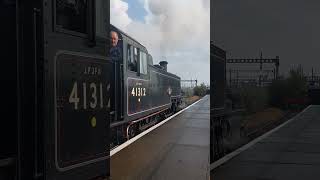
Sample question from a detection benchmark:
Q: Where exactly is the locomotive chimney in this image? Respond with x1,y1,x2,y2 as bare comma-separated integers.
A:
159,61,168,72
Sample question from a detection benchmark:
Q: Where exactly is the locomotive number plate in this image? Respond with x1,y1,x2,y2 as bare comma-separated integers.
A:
55,51,112,171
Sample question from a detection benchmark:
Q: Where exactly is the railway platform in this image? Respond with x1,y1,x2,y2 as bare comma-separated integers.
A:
211,105,320,180
110,95,210,180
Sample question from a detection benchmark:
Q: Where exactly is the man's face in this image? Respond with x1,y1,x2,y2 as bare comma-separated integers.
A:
111,32,118,47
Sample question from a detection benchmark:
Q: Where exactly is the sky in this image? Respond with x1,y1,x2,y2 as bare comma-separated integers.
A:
212,0,320,77
111,0,210,85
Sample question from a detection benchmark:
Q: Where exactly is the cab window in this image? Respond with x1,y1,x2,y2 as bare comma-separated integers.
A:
56,0,87,34
140,51,148,75
127,45,137,72
55,0,107,37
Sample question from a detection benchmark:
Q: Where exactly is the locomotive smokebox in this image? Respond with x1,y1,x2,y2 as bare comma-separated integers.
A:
159,61,168,72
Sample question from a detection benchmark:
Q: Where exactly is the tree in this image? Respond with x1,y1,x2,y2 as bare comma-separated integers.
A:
240,86,268,113
268,67,307,108
286,69,307,98
193,83,207,97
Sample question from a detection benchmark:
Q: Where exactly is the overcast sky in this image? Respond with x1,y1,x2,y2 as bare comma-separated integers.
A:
111,0,210,85
213,0,320,77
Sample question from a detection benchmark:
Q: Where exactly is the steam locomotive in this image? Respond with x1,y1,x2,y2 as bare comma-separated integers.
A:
1,0,181,179
109,25,182,146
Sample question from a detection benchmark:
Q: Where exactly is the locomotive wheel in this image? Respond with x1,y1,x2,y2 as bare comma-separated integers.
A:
171,103,177,113
128,124,138,139
156,115,162,123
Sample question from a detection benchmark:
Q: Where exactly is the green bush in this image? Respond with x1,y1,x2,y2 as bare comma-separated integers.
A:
268,68,307,109
181,87,193,97
240,86,269,113
193,83,207,97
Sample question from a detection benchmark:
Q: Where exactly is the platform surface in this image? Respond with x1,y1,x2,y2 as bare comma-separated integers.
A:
212,105,320,180
111,95,210,180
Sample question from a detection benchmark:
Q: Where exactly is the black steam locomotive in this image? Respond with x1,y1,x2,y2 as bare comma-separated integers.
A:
1,0,181,179
109,25,182,146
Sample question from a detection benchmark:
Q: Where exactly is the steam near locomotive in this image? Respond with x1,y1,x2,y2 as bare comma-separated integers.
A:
109,25,182,146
